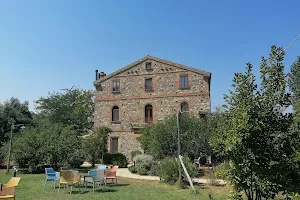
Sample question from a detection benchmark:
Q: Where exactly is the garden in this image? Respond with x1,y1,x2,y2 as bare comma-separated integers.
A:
1,46,300,199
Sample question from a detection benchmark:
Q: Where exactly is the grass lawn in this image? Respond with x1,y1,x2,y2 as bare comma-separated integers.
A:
0,169,232,200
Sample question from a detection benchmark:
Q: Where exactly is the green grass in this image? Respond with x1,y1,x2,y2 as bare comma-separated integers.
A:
0,170,232,200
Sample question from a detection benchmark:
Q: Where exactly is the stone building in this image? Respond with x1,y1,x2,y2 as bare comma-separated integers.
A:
93,55,211,158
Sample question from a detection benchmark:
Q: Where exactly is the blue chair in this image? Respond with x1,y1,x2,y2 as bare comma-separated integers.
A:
88,165,106,176
45,168,60,188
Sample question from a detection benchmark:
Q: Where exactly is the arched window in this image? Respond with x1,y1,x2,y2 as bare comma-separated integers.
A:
145,104,153,124
112,106,119,121
181,102,189,117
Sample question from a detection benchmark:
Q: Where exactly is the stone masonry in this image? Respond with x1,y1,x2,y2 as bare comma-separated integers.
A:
93,55,211,158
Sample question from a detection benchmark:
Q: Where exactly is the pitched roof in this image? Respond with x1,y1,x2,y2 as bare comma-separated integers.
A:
93,55,211,85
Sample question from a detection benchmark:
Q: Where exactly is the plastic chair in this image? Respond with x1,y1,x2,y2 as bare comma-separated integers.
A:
45,168,60,188
59,170,80,194
84,169,106,192
105,165,119,184
88,165,106,176
0,177,21,199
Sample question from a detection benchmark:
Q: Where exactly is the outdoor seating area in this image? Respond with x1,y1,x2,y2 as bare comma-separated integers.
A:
44,165,119,194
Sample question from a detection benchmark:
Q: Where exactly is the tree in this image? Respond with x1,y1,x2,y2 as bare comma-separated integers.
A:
35,87,94,134
0,97,32,149
211,46,300,199
138,115,217,160
288,56,300,124
82,127,111,167
288,56,300,106
13,123,84,171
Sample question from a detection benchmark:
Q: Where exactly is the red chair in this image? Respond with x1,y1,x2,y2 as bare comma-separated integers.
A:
105,166,119,184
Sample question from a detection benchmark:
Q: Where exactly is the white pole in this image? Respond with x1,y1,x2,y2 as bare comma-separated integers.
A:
179,155,195,190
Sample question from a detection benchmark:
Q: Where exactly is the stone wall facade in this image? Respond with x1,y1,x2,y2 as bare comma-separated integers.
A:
93,56,211,158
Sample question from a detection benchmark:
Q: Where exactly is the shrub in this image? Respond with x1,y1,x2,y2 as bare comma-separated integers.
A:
131,150,142,158
149,160,160,176
13,124,82,171
213,162,232,183
128,165,137,173
158,156,203,185
137,167,148,175
67,149,85,168
138,115,216,160
134,154,153,171
103,153,127,168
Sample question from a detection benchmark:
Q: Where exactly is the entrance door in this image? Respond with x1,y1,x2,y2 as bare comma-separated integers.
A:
111,137,118,153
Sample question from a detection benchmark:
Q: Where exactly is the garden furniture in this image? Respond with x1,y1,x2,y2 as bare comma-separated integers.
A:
194,157,200,168
84,169,106,192
58,170,81,194
105,165,119,184
0,177,21,199
44,168,60,188
88,164,106,176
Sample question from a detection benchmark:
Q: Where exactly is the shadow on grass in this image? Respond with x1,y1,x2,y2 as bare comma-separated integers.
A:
75,188,118,193
94,188,118,193
193,182,227,189
60,188,118,194
105,183,130,187
84,183,129,189
70,190,90,194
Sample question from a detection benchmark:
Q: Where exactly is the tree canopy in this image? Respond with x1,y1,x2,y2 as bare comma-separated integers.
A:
138,114,220,160
35,87,94,134
211,46,300,199
0,97,32,145
82,126,111,166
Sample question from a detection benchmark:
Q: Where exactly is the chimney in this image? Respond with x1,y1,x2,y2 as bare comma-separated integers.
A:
99,72,105,79
95,70,99,81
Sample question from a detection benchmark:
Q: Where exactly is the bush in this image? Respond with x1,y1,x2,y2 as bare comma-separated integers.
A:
158,156,203,185
103,153,127,168
67,149,85,168
138,115,216,160
149,160,160,176
131,150,142,158
213,162,231,183
134,154,153,171
13,124,82,171
128,165,137,173
137,167,148,175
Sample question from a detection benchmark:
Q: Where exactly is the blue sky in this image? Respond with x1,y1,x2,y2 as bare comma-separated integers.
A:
0,0,299,111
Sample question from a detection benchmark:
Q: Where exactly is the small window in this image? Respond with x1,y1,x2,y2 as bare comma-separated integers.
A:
111,137,118,153
145,78,153,90
180,75,189,89
145,62,152,70
112,106,119,121
145,104,153,124
112,80,120,92
181,102,189,117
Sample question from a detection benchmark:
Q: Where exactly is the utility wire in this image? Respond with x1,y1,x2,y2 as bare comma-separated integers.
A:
236,34,300,87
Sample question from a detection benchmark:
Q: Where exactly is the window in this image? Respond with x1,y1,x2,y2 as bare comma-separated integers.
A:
145,104,153,124
181,102,189,117
180,75,189,89
112,106,119,121
112,80,120,92
145,62,152,70
110,137,118,153
145,78,153,90
199,111,207,118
